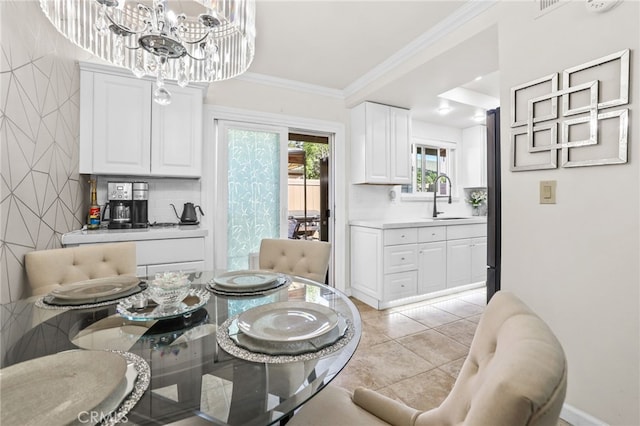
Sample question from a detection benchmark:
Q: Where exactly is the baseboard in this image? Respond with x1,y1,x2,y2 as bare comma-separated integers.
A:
561,403,608,426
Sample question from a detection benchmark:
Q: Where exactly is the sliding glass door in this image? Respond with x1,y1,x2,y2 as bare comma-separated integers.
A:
216,121,288,270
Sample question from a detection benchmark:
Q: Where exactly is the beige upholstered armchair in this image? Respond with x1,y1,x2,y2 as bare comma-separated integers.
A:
25,242,137,296
288,291,568,426
258,238,331,283
258,238,331,398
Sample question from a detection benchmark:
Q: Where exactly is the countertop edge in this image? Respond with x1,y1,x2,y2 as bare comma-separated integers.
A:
62,227,209,245
349,217,487,229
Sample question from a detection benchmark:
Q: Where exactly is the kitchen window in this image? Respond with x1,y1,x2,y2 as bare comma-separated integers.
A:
401,141,456,198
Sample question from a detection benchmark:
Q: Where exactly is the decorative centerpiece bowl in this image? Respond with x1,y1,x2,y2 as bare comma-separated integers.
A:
148,272,191,311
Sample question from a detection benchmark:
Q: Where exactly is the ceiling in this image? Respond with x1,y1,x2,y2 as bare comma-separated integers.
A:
244,0,501,128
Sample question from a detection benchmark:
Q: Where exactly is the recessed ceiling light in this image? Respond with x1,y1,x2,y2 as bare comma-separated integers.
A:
438,106,452,115
474,76,482,81
473,113,485,122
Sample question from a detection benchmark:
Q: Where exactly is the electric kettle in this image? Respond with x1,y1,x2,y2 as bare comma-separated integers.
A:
171,203,204,224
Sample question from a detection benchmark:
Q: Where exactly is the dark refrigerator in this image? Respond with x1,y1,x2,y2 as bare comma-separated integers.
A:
486,108,501,302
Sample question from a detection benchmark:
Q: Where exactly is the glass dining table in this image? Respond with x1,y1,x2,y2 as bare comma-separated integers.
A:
0,272,362,425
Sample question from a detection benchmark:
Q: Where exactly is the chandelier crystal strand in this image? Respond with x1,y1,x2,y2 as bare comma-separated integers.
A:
132,48,146,78
153,55,171,106
39,0,256,105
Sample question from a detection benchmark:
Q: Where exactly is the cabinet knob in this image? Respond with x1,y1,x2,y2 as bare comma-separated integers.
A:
401,257,405,261
401,234,405,238
432,233,436,236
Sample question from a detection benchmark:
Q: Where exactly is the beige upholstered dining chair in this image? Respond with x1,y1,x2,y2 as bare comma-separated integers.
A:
25,242,137,296
288,291,568,426
258,238,331,283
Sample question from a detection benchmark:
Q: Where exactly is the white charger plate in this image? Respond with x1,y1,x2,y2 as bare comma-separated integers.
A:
0,350,128,425
213,270,282,290
50,276,141,300
237,301,339,342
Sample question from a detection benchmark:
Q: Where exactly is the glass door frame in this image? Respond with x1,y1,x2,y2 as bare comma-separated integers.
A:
213,120,289,269
202,105,346,292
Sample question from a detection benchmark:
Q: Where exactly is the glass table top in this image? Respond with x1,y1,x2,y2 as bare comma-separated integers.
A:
0,272,362,426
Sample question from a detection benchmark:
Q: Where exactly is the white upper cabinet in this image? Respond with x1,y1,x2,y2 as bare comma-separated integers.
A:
151,85,203,177
461,125,487,187
351,102,411,184
89,72,152,175
79,62,204,178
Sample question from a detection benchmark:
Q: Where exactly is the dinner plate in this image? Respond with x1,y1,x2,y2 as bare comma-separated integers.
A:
0,350,128,426
207,276,290,296
213,270,282,290
230,316,348,355
237,301,339,342
43,283,145,306
50,276,141,300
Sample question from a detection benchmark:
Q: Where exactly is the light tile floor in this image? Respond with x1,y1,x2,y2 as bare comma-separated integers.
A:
334,287,571,426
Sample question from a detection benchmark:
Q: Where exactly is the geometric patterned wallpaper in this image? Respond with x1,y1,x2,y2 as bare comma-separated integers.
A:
0,0,91,303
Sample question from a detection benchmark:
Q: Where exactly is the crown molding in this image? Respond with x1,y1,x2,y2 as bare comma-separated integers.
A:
78,60,209,91
235,72,344,99
343,0,499,98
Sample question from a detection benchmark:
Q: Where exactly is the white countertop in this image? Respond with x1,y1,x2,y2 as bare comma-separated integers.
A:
62,226,208,245
350,216,487,229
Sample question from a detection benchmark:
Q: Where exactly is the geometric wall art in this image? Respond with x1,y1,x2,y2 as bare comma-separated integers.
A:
510,49,630,171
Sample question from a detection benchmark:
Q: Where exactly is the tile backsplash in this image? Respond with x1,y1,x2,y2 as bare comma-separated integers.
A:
95,176,202,224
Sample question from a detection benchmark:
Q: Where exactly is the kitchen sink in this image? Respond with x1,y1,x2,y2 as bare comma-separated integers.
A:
432,217,471,220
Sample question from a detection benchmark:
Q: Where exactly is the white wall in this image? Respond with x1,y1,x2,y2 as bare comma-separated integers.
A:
412,120,461,142
498,2,639,424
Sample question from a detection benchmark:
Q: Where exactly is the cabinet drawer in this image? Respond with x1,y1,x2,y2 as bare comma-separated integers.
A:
136,238,205,265
384,228,417,246
418,226,446,243
446,224,486,240
383,271,417,301
384,244,418,273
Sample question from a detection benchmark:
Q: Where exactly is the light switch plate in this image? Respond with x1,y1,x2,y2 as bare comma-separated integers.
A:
540,180,557,204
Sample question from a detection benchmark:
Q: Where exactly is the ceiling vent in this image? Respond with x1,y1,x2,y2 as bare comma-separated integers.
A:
534,0,569,18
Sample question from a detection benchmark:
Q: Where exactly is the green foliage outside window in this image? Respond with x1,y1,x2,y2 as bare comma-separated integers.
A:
289,141,329,179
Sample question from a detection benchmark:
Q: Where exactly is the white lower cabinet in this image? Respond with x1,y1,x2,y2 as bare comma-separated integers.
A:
136,238,205,277
67,237,205,279
446,237,487,287
446,224,487,288
383,271,417,302
471,238,487,283
351,222,486,309
446,239,474,288
417,241,447,294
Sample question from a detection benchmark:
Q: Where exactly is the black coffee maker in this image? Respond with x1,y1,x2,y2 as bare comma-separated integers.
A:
132,182,149,228
105,182,133,229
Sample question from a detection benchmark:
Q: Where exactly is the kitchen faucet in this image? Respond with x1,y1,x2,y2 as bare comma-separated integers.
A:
432,174,452,218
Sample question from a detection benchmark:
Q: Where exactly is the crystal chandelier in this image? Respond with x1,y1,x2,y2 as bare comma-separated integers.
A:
40,0,256,105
